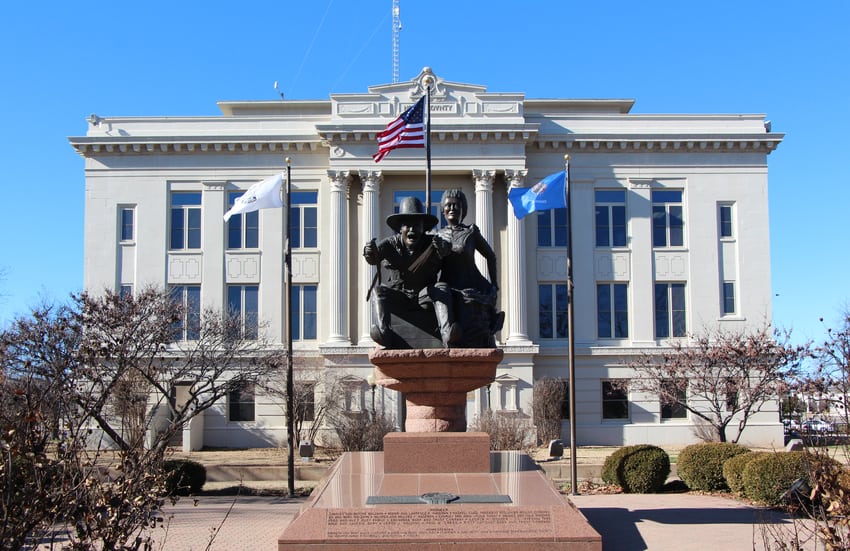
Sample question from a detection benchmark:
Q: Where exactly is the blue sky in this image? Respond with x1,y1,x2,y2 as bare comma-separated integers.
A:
1,0,847,345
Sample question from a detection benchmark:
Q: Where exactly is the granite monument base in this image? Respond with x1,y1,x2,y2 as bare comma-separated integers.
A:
278,432,602,550
369,348,503,432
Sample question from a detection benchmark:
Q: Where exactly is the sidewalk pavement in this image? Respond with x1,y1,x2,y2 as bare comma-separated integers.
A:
146,492,812,551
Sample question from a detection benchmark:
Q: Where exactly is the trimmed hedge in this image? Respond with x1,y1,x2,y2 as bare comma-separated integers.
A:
602,444,670,493
722,451,769,494
677,442,750,491
742,451,845,505
163,459,206,496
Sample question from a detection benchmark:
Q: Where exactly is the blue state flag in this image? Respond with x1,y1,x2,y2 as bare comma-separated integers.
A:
508,171,567,220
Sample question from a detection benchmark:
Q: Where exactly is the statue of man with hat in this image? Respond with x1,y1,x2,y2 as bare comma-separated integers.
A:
363,196,458,348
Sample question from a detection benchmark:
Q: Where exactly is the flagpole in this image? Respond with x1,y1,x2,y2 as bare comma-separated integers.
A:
283,157,295,497
565,154,578,496
424,76,433,213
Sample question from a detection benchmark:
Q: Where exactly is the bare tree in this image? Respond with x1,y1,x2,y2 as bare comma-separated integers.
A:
0,286,280,549
628,324,807,443
807,310,850,429
532,377,568,444
259,360,343,446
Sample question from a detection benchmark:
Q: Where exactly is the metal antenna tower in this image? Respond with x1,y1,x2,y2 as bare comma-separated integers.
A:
392,0,401,83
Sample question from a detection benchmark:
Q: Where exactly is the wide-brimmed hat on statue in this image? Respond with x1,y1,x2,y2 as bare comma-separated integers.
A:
386,196,439,232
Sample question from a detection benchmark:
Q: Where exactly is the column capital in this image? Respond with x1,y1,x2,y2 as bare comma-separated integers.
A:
327,170,352,193
201,180,227,190
472,169,496,193
504,169,528,189
358,170,383,193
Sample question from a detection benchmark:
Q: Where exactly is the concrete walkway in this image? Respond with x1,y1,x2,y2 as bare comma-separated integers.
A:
141,492,816,551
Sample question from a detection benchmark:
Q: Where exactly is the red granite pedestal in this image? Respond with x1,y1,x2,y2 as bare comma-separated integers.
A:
369,348,503,432
278,349,602,550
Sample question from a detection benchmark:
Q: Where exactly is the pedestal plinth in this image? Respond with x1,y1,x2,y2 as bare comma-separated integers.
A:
369,348,503,432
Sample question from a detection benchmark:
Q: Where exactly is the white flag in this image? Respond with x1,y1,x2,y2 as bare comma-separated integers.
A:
223,173,284,222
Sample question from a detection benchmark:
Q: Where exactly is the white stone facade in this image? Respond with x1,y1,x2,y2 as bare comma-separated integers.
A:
71,68,785,449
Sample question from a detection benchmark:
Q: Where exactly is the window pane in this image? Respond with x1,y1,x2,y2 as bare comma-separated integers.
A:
671,284,686,337
597,285,612,338
303,285,317,340
595,190,626,203
723,282,735,315
303,207,317,248
539,285,553,339
228,214,242,249
553,209,568,247
611,206,627,246
170,208,184,249
186,286,201,340
172,192,201,206
556,284,569,338
292,191,318,204
720,205,733,238
655,284,669,338
537,211,552,247
652,206,667,247
560,381,570,419
227,286,241,315
595,206,610,247
245,211,259,248
614,284,629,338
121,208,134,241
668,205,683,247
291,286,301,341
290,208,301,249
187,208,201,249
244,286,259,340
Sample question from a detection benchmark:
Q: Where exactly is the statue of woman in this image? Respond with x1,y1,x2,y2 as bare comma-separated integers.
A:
435,189,504,347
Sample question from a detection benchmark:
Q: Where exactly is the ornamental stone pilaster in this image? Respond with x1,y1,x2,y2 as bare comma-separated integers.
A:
472,169,496,282
504,169,532,345
325,170,351,346
358,170,382,345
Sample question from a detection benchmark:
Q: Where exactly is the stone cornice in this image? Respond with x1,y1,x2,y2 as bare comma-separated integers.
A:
533,133,784,154
69,136,324,157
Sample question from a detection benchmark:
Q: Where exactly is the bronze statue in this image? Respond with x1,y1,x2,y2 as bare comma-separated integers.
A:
364,192,502,349
436,189,504,347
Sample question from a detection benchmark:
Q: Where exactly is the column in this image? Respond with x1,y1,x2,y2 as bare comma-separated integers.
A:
325,170,351,346
472,169,496,281
358,170,382,346
504,169,532,345
201,180,227,311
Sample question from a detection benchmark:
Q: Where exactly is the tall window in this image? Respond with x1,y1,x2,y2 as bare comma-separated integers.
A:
722,281,736,315
228,381,255,422
170,192,202,250
227,191,259,249
170,285,200,340
537,209,568,247
597,283,628,339
227,285,259,340
660,380,688,419
602,380,629,420
719,203,735,239
119,206,135,242
539,283,568,339
292,284,317,340
393,190,446,227
120,285,133,298
559,380,570,420
291,191,318,248
652,190,684,247
595,190,626,247
655,283,687,338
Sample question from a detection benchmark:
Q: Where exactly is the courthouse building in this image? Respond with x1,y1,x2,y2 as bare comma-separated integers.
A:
70,67,784,449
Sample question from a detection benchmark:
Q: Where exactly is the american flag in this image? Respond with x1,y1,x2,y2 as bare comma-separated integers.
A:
372,97,426,162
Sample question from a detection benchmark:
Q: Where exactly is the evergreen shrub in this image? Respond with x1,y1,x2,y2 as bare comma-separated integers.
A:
722,451,768,494
601,444,670,493
677,442,750,491
163,459,206,496
741,452,809,505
